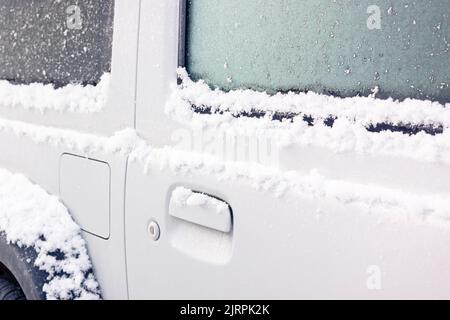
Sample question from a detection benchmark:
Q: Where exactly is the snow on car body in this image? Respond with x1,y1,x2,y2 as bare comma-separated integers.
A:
0,0,449,299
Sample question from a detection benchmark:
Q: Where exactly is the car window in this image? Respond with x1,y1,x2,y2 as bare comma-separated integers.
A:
0,0,114,87
186,0,449,104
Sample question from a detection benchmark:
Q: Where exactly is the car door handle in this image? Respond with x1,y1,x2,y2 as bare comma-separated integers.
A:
169,187,232,233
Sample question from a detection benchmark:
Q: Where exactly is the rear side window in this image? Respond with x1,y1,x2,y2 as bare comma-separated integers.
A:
0,0,114,87
186,0,450,103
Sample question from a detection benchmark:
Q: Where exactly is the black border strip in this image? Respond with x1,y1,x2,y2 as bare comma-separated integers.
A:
191,103,444,136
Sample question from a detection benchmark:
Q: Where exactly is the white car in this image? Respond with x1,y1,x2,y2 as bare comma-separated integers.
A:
0,0,449,300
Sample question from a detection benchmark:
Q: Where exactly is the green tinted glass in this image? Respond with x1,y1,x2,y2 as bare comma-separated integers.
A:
186,0,450,103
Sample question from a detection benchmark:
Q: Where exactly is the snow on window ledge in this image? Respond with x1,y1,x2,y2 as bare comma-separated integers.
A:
0,168,101,300
169,68,450,131
0,73,111,114
165,68,450,166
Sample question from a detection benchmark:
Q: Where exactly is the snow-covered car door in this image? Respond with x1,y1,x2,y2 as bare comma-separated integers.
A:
125,0,450,299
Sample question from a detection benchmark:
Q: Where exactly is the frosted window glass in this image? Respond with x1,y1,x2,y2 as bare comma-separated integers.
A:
186,0,450,103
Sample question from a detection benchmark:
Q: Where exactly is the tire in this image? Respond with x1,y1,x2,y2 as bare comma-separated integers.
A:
0,273,25,300
0,234,47,300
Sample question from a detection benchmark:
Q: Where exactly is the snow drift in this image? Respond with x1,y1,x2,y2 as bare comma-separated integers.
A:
0,168,100,300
